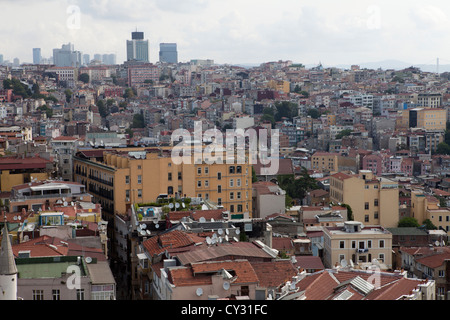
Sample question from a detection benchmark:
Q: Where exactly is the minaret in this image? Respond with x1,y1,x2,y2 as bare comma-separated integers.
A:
0,216,18,300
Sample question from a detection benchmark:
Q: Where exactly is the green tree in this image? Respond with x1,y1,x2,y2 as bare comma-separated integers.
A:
340,203,354,221
132,113,145,128
78,73,90,84
336,129,353,139
422,219,437,230
274,101,298,122
252,167,258,183
307,108,320,119
64,89,73,103
398,217,420,228
123,88,134,99
436,142,450,155
97,100,108,118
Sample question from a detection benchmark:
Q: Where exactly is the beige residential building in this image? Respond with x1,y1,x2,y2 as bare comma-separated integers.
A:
411,190,450,232
323,221,393,269
329,170,399,228
311,152,339,173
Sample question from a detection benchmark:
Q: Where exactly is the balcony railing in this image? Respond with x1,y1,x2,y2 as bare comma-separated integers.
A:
12,192,92,202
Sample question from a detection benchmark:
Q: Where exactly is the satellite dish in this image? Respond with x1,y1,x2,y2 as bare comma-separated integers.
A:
175,203,180,208
155,223,159,229
435,241,440,246
13,216,17,221
225,235,229,242
182,203,185,208
18,216,21,221
196,288,203,297
199,217,206,223
85,257,92,264
140,230,146,236
211,218,215,222
226,229,229,235
218,229,223,235
235,229,240,235
206,237,212,245
341,260,348,268
63,201,68,207
146,230,151,235
219,237,223,243
350,260,354,268
223,282,230,290
169,203,174,209
141,224,146,229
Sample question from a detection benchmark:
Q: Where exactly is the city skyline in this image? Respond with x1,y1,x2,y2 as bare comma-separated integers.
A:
2,0,450,67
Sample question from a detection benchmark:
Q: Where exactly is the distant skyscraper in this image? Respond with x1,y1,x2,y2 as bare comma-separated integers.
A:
33,48,41,64
53,43,82,67
0,54,3,64
107,53,116,65
83,54,90,65
13,58,19,67
126,30,149,62
159,43,178,64
93,54,102,62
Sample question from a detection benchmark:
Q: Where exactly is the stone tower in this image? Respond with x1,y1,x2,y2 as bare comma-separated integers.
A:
0,219,18,300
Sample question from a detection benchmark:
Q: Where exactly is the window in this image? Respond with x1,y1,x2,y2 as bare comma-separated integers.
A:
204,167,209,174
365,202,369,210
168,173,172,181
197,180,202,188
218,185,222,193
339,254,345,262
218,172,222,180
138,189,142,198
168,186,173,195
378,254,385,262
218,198,222,205
33,290,44,300
237,204,243,212
359,241,365,249
237,166,242,173
367,240,372,248
230,179,234,187
197,167,201,175
229,166,235,174
237,192,241,199
374,211,379,219
230,205,235,213
138,165,142,170
126,190,130,201
351,241,356,249
230,192,234,200
125,176,130,184
205,180,209,187
439,270,445,277
178,172,182,180
138,175,142,184
237,178,241,187
340,241,345,249
374,199,379,207
364,215,369,222
379,240,385,248
52,289,60,301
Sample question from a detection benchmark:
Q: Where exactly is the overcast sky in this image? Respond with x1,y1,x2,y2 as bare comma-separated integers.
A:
1,0,450,67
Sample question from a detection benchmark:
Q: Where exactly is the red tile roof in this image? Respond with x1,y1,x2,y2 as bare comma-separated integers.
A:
251,260,297,288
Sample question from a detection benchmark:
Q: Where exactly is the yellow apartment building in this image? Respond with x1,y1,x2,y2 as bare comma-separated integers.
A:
411,190,450,232
73,147,253,221
267,80,290,94
399,108,447,131
329,170,399,228
311,152,339,173
323,221,393,269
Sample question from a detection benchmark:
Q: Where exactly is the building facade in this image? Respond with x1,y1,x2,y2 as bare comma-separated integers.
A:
323,221,393,269
329,170,399,228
